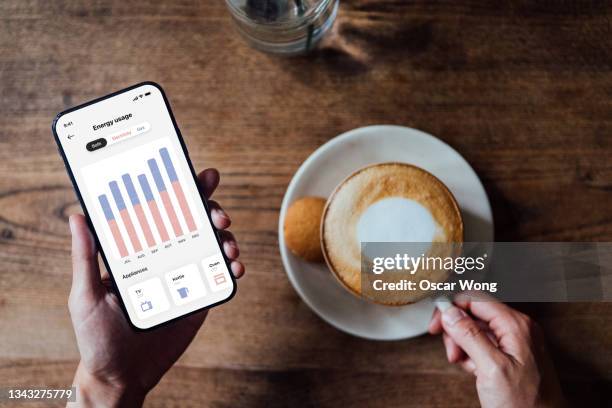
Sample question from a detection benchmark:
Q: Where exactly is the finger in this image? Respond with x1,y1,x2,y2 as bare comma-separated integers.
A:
230,260,245,279
454,291,518,327
223,241,239,260
99,262,111,281
443,332,465,363
458,358,477,374
478,320,499,347
197,168,220,199
428,309,443,335
219,230,240,260
441,305,503,370
208,200,231,229
454,292,528,354
69,215,103,301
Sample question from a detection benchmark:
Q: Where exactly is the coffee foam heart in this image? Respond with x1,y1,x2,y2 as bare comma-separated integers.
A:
356,197,444,244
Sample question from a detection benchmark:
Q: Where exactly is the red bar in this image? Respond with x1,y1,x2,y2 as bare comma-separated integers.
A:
133,203,155,247
159,190,183,237
146,200,170,242
171,180,197,232
108,219,128,258
119,208,142,252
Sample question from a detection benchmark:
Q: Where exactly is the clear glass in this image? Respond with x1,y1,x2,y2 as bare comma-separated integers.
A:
225,0,339,55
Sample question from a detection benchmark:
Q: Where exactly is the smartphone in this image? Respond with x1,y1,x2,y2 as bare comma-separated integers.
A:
52,82,236,330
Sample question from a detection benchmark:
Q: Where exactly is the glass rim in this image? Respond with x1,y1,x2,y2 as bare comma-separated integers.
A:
224,0,335,28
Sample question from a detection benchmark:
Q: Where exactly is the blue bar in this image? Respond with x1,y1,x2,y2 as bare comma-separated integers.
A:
98,194,115,221
109,181,126,211
122,174,140,205
159,148,178,182
147,159,166,192
137,174,154,202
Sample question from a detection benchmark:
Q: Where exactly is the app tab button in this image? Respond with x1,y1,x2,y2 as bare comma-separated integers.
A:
165,263,207,306
201,254,232,292
127,277,170,319
86,138,107,152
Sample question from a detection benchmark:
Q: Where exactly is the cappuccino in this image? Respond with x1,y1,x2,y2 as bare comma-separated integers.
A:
321,163,463,304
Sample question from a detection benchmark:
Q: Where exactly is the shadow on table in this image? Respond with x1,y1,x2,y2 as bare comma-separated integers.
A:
268,9,466,84
516,303,611,407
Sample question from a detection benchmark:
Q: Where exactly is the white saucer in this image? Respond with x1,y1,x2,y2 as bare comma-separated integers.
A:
278,125,494,340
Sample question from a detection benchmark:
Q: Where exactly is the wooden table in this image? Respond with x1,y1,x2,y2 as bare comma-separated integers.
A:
1,1,611,406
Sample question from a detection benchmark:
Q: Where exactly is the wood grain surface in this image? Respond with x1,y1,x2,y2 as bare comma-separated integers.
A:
1,1,611,406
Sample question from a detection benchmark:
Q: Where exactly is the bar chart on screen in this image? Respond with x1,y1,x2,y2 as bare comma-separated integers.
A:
82,138,203,260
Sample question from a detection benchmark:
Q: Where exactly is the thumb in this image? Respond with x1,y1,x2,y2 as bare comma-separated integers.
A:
69,214,103,302
441,305,502,370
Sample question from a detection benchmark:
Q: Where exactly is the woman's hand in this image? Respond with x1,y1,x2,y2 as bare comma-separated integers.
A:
429,294,565,408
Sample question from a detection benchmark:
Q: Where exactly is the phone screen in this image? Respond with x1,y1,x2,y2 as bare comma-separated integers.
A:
53,83,235,329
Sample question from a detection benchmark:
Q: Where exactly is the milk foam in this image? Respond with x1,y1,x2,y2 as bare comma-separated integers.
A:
356,197,442,243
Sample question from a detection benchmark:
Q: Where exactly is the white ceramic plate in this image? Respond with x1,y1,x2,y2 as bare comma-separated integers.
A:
278,125,494,340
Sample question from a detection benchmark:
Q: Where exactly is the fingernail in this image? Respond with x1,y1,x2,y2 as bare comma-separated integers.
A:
464,359,476,372
224,241,236,253
214,208,229,220
443,306,467,327
434,296,452,312
228,240,238,249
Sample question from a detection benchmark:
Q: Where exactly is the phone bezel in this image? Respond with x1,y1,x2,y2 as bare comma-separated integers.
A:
51,81,237,331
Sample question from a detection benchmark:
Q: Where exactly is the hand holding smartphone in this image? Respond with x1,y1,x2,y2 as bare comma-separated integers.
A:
53,82,236,330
